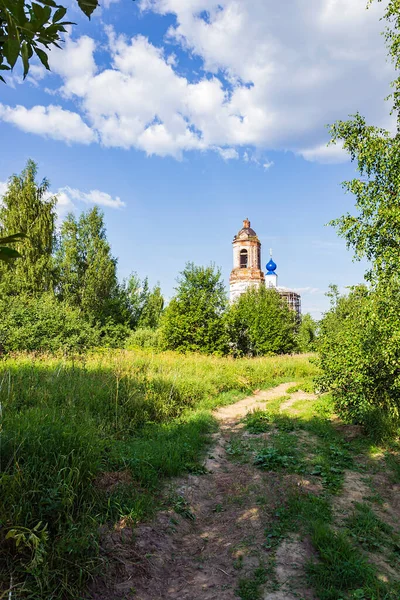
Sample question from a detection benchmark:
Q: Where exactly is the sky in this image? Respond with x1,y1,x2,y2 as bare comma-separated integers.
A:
0,0,395,317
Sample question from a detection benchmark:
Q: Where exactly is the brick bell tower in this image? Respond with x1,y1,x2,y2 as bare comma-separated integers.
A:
229,219,265,303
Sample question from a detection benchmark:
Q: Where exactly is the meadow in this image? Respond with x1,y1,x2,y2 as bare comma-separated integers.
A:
0,350,317,599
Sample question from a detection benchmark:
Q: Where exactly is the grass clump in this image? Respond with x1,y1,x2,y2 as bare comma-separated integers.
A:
236,566,268,600
345,503,395,551
307,522,378,600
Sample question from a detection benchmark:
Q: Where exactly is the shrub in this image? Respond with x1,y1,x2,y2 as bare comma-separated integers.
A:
125,327,161,350
296,313,318,352
0,293,102,352
160,263,228,354
317,284,400,437
227,286,297,356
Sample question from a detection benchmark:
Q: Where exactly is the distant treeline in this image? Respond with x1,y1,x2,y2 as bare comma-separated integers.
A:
0,160,317,355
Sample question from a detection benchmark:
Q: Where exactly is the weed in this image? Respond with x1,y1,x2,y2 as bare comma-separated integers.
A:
345,502,395,551
384,447,400,483
254,446,303,472
244,409,271,433
307,522,378,600
286,378,315,394
172,495,196,521
236,566,267,600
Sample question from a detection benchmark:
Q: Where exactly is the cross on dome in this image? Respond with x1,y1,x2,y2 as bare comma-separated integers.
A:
266,249,277,274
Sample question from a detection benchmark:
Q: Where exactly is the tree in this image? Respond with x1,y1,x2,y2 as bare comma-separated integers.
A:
56,207,126,324
0,0,97,82
138,284,164,329
0,159,57,295
161,263,228,354
227,286,297,356
296,313,318,353
317,0,400,435
328,0,400,284
317,284,400,437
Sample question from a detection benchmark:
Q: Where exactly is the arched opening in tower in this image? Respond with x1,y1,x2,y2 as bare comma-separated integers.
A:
240,249,248,268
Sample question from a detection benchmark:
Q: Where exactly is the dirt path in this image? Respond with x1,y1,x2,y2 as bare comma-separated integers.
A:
90,382,320,600
89,380,400,599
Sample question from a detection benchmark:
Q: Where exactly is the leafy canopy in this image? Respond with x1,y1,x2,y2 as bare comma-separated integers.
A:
318,0,400,436
56,207,128,325
1,0,101,82
0,159,57,295
227,286,297,356
161,262,228,354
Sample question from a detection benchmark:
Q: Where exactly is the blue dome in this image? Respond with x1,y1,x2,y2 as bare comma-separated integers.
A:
266,258,277,273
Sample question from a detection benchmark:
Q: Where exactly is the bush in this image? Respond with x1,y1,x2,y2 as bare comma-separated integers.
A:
0,293,102,352
296,313,318,352
317,284,400,438
160,263,228,354
227,286,297,356
125,327,161,350
0,294,133,353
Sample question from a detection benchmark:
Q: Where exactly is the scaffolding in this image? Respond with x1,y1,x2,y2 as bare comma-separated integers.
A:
278,287,301,318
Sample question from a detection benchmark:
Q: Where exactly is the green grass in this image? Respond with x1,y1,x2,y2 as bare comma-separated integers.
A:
345,503,395,552
0,349,317,599
238,393,400,600
244,399,353,492
236,566,269,600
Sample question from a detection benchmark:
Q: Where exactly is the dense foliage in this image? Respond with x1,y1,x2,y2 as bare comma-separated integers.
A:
161,263,228,354
227,286,298,356
318,285,400,436
56,208,127,325
316,0,400,436
296,313,318,353
0,160,164,352
0,0,99,82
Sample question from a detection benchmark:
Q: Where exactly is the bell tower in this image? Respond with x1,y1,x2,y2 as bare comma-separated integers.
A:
229,219,265,303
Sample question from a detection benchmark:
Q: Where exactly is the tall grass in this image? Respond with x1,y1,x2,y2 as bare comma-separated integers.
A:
0,349,317,599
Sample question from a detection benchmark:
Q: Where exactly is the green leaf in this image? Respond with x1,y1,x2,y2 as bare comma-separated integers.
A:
52,6,67,22
34,47,50,70
21,41,29,78
32,3,52,27
3,38,20,69
0,247,22,262
76,0,99,18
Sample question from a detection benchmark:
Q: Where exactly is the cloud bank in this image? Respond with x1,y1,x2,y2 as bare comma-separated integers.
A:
0,0,393,162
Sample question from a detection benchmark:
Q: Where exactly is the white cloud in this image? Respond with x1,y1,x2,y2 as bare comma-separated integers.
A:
0,181,124,220
60,186,125,209
263,160,274,170
0,103,96,144
298,141,347,164
217,147,239,160
1,0,394,161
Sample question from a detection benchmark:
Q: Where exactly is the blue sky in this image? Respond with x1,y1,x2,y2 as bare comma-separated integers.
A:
0,0,394,317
